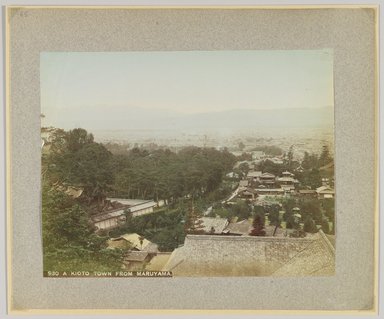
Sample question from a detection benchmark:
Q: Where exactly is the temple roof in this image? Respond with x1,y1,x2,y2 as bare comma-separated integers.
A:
163,232,334,276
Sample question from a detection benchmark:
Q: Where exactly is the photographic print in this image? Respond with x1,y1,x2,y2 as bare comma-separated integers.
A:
40,50,335,277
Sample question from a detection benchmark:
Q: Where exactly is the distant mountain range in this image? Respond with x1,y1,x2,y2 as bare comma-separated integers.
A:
52,106,334,134
170,107,334,132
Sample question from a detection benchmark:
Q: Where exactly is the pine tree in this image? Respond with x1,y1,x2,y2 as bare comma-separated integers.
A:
249,214,266,236
319,145,332,167
321,218,330,234
284,145,294,170
185,200,205,234
302,151,310,169
303,216,318,233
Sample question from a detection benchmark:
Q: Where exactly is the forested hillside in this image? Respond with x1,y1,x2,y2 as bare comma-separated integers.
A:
42,127,237,269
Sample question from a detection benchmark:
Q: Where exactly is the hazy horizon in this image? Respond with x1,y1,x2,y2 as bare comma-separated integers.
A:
40,50,334,133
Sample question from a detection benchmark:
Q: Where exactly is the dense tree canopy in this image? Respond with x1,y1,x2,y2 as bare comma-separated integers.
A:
43,129,236,208
43,128,113,207
255,160,284,176
42,127,240,263
41,126,335,269
42,184,123,271
110,145,236,203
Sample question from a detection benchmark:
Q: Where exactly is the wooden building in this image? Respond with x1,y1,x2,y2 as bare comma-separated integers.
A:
91,208,127,231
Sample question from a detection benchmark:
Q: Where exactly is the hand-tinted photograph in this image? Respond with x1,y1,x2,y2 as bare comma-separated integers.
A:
41,50,335,277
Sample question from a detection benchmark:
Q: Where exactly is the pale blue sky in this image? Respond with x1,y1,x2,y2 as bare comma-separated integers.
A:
40,50,333,129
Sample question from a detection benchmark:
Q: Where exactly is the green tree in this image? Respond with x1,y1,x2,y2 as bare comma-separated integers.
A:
213,206,232,219
42,185,123,271
285,215,297,229
281,198,296,216
66,128,94,153
301,168,322,190
285,145,294,169
299,198,322,223
319,145,332,167
185,201,205,234
44,128,113,207
230,200,252,220
303,216,318,233
267,205,281,226
322,198,335,221
249,214,266,236
256,159,283,177
237,162,250,178
151,224,185,252
254,205,266,217
302,151,311,169
110,144,235,204
71,143,113,205
321,218,330,234
302,152,319,170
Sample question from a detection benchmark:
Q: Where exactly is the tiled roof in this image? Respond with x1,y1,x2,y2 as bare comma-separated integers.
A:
113,233,153,251
255,188,284,193
247,171,262,178
107,198,148,206
146,253,172,271
318,189,335,194
124,251,149,262
65,186,84,198
260,172,275,178
225,219,252,235
264,225,294,237
91,209,126,223
316,186,335,194
272,231,335,276
325,234,336,248
299,190,317,194
128,201,157,213
200,217,229,234
277,177,296,182
108,198,157,212
163,235,323,276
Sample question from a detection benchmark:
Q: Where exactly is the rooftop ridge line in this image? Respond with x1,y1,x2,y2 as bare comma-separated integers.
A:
318,229,336,255
185,234,315,243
